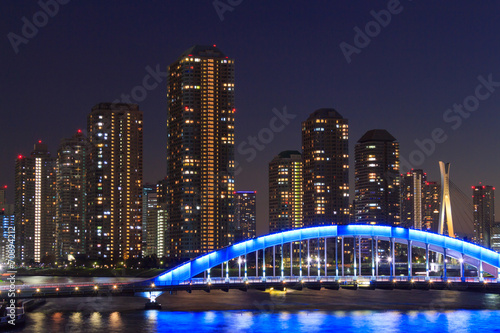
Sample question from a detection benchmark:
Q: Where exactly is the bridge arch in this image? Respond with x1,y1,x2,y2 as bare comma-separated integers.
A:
153,225,500,285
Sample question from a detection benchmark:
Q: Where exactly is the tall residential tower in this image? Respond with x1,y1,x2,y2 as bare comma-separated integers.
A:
15,142,57,263
56,130,90,259
302,109,349,226
87,103,143,262
472,185,495,248
354,129,400,225
166,45,235,260
269,151,303,232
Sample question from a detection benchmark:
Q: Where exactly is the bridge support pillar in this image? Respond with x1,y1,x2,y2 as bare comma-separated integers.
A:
244,254,248,280
358,236,362,278
353,236,357,280
375,237,379,277
307,239,310,277
335,237,339,279
460,255,465,282
371,237,375,280
256,251,259,277
262,248,266,281
443,248,447,281
479,261,484,282
425,243,430,281
273,246,276,277
341,237,345,277
281,244,284,279
408,240,412,281
299,241,303,278
390,237,395,280
238,257,241,278
324,238,328,278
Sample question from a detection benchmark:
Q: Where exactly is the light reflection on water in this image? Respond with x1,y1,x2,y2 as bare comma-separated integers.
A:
5,310,500,333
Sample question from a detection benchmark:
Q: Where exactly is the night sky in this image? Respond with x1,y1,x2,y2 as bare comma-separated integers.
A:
2,1,500,236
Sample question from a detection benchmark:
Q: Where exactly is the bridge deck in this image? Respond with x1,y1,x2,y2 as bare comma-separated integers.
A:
3,276,500,299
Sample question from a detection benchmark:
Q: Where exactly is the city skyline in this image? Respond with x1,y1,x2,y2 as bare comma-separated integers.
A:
2,1,500,237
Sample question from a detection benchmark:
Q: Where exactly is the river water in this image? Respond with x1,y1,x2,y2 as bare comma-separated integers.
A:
4,277,500,332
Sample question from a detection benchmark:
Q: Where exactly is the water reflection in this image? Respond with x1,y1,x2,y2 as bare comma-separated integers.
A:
15,309,500,333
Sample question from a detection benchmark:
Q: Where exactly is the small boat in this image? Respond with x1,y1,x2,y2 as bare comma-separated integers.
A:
144,300,162,310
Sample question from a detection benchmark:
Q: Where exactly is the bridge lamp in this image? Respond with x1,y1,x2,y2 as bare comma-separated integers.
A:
410,279,414,283
459,258,464,263
75,287,79,291
447,280,451,284
16,289,20,293
483,280,488,284
392,279,396,283
151,283,155,288
387,257,392,262
113,285,117,289
36,289,40,293
238,257,242,264
56,288,59,291
94,285,99,290
307,257,311,263
376,257,380,263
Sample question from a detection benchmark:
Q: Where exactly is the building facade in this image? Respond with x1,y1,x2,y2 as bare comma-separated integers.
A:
87,103,143,262
56,130,90,260
269,151,303,233
166,45,235,260
235,191,256,242
472,185,495,248
0,186,14,263
302,109,349,226
354,129,400,225
423,181,440,232
142,184,156,256
400,169,426,229
15,142,57,263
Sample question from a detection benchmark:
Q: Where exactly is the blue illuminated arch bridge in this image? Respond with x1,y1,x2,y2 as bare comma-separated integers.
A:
151,225,500,287
7,225,500,301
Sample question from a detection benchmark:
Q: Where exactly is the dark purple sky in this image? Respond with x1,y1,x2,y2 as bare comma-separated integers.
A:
1,1,500,235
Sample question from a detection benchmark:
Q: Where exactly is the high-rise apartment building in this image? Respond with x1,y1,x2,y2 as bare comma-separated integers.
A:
144,186,158,257
15,142,57,263
87,103,143,262
472,185,495,248
269,151,303,233
142,184,156,256
235,191,256,242
302,109,349,226
1,204,14,263
0,186,14,263
423,181,440,232
354,129,400,225
156,179,168,257
166,45,235,260
56,130,90,260
401,169,426,229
